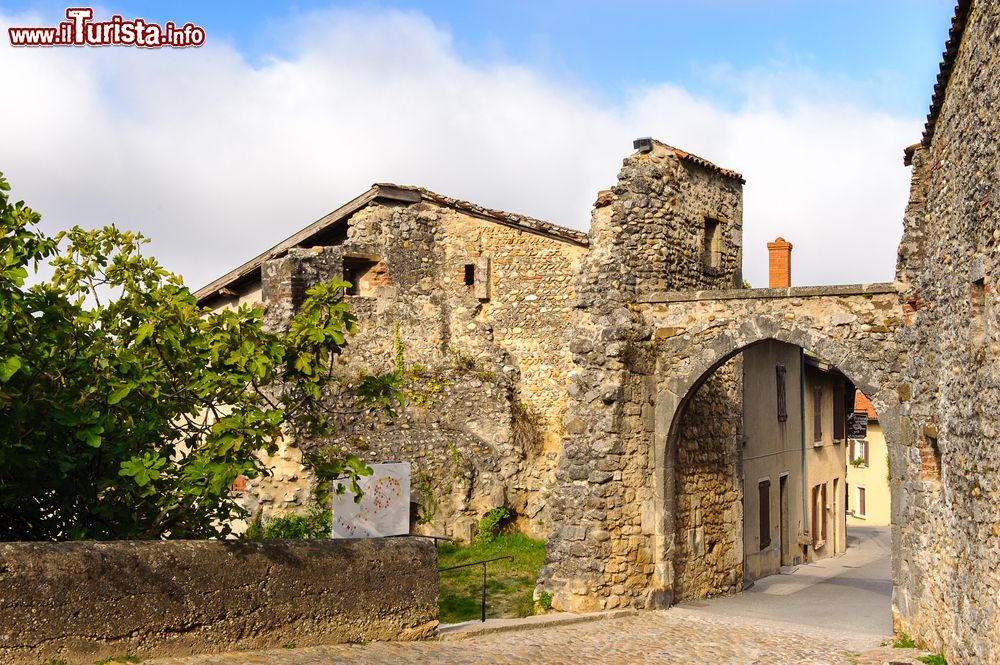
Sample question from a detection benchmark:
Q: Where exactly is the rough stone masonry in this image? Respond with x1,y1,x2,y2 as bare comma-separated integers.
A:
539,3,1000,663
193,2,998,661
890,1,1000,662
537,137,905,614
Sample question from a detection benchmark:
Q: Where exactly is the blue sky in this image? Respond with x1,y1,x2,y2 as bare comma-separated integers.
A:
0,2,958,288
6,0,955,114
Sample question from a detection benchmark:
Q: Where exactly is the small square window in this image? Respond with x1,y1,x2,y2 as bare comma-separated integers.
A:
343,256,384,296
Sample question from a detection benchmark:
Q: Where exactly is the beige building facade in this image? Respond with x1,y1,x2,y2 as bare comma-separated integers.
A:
742,342,850,584
846,392,890,526
802,357,849,561
741,239,850,584
741,340,803,581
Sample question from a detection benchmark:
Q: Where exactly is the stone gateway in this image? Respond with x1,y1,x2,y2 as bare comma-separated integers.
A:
195,2,997,661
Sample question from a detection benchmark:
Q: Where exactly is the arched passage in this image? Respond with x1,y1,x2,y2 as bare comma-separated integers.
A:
540,285,906,616
649,317,904,609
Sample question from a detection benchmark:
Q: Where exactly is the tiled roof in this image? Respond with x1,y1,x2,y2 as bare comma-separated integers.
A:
194,183,588,304
651,140,746,184
854,391,878,420
378,184,590,247
594,189,614,208
918,0,973,150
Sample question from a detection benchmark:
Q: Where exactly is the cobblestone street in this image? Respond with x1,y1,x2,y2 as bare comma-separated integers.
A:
149,607,930,665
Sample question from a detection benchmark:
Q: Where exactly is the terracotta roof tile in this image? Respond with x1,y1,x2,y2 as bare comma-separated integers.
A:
917,0,973,152
651,140,746,184
378,184,590,247
594,189,615,208
854,391,878,420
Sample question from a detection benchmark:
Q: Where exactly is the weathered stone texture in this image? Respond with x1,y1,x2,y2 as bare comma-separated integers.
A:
541,279,906,611
242,199,586,539
892,2,1000,661
672,359,743,600
0,538,438,663
542,144,747,611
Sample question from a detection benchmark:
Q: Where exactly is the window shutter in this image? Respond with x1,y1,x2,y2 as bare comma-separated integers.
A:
833,384,845,440
863,440,869,467
811,485,821,544
776,364,787,422
821,484,828,541
813,385,823,442
758,480,771,549
859,487,866,516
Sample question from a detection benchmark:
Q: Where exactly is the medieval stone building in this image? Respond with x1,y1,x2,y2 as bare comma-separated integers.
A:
197,184,593,540
197,140,742,541
891,0,999,660
196,1,998,660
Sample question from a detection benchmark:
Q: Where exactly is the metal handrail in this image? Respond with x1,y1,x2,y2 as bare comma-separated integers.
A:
438,555,514,622
388,533,455,544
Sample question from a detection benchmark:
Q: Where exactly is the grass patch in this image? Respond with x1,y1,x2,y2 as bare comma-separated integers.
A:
437,533,546,624
918,655,947,665
893,632,918,649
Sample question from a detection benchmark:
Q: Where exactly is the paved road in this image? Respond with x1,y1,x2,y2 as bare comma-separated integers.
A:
679,525,893,646
151,526,917,664
150,608,924,665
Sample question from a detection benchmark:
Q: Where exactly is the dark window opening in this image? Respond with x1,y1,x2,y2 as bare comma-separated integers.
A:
464,263,476,286
703,218,722,270
776,364,787,422
343,256,382,297
971,277,986,317
758,479,771,550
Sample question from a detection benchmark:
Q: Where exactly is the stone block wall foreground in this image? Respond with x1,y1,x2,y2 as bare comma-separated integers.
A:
892,1,1000,662
0,539,438,663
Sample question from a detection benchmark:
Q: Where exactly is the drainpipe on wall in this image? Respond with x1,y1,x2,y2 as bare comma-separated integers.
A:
800,347,809,550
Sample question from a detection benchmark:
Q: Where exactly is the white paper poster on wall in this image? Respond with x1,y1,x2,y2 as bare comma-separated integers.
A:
331,462,410,538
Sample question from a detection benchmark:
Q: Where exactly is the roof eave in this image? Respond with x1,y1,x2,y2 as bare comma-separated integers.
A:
193,186,380,303
194,183,590,305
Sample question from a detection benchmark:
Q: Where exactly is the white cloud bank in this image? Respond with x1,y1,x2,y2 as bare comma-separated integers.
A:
0,8,920,290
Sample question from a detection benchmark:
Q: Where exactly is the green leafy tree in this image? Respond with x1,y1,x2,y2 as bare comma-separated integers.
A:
0,172,394,540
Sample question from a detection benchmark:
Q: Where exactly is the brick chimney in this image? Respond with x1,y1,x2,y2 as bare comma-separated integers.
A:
767,237,793,288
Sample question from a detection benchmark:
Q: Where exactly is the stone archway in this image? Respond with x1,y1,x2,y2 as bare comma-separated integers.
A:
651,324,903,608
541,284,908,615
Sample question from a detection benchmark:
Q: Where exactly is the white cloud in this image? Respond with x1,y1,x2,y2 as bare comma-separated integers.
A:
0,7,919,290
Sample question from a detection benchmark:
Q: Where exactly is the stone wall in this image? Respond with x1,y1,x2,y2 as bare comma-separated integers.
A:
893,1,1000,661
540,281,906,611
240,197,586,540
672,359,743,600
0,538,438,663
542,143,746,611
